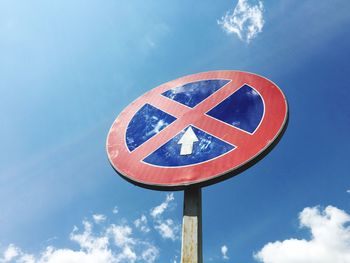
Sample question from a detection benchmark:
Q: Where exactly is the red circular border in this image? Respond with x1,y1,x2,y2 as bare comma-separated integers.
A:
106,71,288,189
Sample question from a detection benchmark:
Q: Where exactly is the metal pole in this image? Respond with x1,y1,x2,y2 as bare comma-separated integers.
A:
181,187,203,263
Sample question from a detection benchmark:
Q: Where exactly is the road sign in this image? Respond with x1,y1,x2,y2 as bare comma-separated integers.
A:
106,71,288,190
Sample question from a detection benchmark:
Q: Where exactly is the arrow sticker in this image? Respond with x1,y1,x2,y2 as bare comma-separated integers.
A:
143,125,235,167
178,126,199,155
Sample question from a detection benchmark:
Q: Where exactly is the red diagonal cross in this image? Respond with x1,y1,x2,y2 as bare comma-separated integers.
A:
130,80,254,162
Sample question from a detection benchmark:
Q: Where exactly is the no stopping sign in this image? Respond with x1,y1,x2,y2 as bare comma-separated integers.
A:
106,71,288,190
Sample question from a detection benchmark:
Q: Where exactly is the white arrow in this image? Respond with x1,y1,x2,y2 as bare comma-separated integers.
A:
178,127,199,155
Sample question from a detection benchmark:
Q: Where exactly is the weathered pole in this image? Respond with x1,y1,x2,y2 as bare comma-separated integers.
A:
181,187,203,263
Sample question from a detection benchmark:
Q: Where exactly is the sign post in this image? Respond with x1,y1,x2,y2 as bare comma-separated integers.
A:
106,70,288,262
181,187,202,263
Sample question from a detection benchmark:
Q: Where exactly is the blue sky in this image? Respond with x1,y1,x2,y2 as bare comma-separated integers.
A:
1,0,350,262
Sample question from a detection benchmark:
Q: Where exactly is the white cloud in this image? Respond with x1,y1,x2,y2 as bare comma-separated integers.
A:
149,193,180,241
150,193,174,218
18,254,35,263
218,0,264,43
0,244,35,263
154,219,179,241
37,245,114,263
346,189,350,194
1,215,159,263
134,215,150,233
114,246,137,263
0,193,183,263
107,225,135,247
141,247,159,263
2,244,21,262
141,23,170,53
112,207,119,214
93,214,107,224
221,245,229,260
254,205,350,263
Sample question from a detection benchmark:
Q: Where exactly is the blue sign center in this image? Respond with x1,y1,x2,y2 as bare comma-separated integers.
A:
143,125,235,167
125,80,265,167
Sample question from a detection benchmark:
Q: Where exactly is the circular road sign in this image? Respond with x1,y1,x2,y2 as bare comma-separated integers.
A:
106,71,288,190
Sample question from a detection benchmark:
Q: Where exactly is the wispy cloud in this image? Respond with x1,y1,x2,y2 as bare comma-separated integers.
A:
112,206,119,214
150,193,174,218
254,205,350,263
218,0,265,43
93,214,107,224
154,219,179,241
221,245,229,260
150,193,180,241
141,247,159,263
134,215,151,233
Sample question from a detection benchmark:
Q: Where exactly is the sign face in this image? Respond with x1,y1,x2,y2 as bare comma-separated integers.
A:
106,71,288,190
